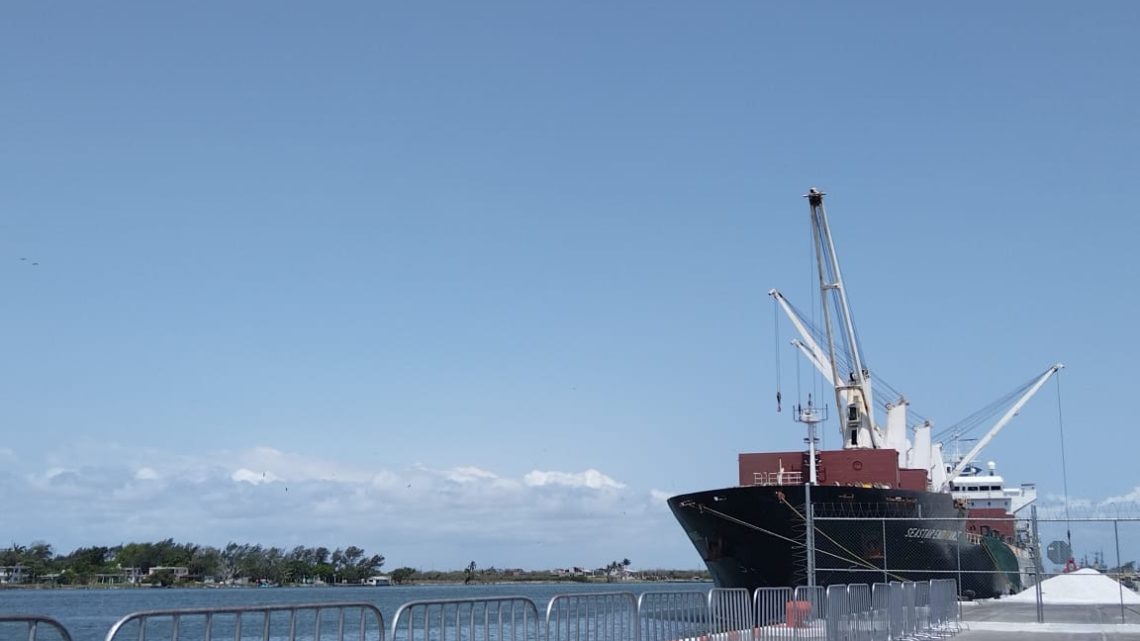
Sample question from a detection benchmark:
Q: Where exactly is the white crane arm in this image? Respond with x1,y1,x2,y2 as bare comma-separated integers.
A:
790,338,836,387
789,340,887,448
942,362,1064,488
769,289,831,368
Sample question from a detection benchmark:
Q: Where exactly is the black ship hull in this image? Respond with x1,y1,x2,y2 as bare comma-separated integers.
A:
669,484,1026,599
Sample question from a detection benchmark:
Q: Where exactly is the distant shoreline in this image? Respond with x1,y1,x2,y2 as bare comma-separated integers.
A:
0,577,712,591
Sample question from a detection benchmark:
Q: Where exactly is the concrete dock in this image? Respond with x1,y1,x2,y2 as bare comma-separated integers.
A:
959,600,1140,640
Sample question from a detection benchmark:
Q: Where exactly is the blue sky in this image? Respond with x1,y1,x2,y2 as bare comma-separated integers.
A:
1,2,1138,569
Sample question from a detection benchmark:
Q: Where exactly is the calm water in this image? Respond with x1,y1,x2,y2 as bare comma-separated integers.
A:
0,582,710,641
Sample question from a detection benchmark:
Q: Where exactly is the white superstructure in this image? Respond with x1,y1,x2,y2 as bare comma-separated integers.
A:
949,461,1038,514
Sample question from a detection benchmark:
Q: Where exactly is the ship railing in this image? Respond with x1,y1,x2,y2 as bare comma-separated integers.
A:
636,591,708,641
0,615,74,641
105,602,385,641
752,471,803,486
546,592,637,641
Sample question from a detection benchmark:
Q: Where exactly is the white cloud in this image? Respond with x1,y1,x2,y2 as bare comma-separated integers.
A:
523,468,625,490
446,466,501,483
135,467,160,481
1102,487,1140,505
231,468,281,485
0,445,691,569
1036,488,1140,518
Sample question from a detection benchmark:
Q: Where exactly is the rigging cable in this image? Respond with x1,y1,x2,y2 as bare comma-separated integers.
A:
1055,371,1073,556
682,500,907,580
778,294,932,427
932,374,1039,441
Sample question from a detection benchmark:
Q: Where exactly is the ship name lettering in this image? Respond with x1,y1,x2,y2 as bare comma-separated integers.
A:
904,527,957,540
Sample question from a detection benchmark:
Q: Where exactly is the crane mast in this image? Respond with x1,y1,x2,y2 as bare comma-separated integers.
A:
807,188,877,449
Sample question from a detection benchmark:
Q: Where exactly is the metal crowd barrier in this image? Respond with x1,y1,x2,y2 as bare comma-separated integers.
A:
886,583,904,641
105,602,384,641
392,597,539,641
901,582,917,637
926,580,958,637
751,587,790,640
707,588,752,639
636,591,707,641
545,592,637,641
913,583,930,636
0,615,74,641
846,585,871,641
816,580,960,641
791,586,826,640
17,583,960,641
869,584,889,641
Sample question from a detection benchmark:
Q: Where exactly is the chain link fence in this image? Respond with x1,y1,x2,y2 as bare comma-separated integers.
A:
807,511,1140,625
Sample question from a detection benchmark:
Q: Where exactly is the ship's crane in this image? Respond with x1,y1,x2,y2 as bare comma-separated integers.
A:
768,188,884,451
769,289,833,385
941,362,1065,490
805,188,881,450
771,190,1062,494
770,290,886,448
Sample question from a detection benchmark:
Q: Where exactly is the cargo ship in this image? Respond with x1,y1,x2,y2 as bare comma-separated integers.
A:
668,188,1058,599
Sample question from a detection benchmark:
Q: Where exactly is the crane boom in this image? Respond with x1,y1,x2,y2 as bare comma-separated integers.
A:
942,363,1065,489
770,289,831,372
772,290,886,446
790,338,837,387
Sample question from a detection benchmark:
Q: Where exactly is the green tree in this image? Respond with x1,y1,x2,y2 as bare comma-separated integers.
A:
58,546,112,584
390,567,417,585
20,542,55,581
602,559,631,583
116,542,155,572
190,546,222,579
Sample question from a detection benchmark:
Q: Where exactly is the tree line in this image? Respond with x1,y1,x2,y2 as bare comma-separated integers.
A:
0,539,384,586
1,541,710,588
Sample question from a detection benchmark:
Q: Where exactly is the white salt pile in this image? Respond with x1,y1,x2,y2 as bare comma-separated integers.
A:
1006,568,1140,604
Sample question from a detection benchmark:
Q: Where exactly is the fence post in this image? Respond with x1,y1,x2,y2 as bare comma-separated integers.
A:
880,519,888,585
955,525,962,600
1031,505,1044,623
1116,519,1125,624
805,482,816,587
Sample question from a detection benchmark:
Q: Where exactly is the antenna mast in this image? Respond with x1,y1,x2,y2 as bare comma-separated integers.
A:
794,396,827,484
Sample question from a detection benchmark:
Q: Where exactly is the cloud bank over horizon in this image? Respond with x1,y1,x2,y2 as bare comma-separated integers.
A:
1,443,689,570
9,440,1137,570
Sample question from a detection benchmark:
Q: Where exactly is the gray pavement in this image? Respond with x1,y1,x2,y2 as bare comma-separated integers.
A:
957,600,1140,639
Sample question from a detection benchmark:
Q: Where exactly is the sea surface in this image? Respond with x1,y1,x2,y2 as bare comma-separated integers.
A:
0,581,711,641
